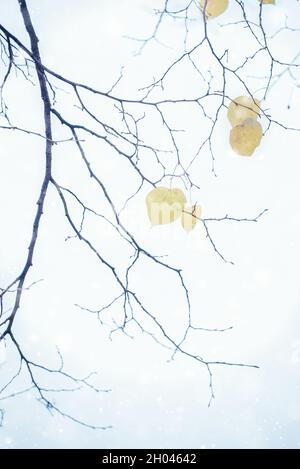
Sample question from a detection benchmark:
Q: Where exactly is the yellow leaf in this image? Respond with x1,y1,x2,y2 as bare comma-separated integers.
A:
181,205,202,232
230,119,263,156
259,0,275,4
200,0,229,19
227,96,261,127
146,187,186,225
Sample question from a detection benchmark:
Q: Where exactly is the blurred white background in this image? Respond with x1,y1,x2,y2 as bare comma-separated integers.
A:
0,0,300,449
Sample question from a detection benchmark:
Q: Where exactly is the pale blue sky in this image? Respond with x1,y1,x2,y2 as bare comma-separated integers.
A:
0,0,300,449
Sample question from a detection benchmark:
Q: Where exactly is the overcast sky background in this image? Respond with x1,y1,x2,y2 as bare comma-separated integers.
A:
0,0,300,449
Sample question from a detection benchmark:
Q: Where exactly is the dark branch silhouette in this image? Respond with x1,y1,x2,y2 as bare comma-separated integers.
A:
1,0,298,428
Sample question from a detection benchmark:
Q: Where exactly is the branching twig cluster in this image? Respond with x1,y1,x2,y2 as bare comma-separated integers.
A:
0,0,299,428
